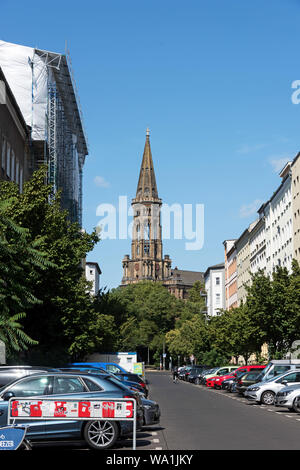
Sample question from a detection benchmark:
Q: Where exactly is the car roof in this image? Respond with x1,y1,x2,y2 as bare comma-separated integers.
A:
0,365,59,371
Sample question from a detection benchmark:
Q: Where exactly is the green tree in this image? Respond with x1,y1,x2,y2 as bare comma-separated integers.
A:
0,167,104,363
0,199,53,356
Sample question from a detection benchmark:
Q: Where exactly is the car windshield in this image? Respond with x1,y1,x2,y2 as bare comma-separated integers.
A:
265,371,291,382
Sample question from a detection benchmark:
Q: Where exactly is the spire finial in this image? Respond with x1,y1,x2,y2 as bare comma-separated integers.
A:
146,127,150,137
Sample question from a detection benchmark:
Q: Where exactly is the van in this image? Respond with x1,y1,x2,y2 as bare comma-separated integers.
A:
256,360,300,382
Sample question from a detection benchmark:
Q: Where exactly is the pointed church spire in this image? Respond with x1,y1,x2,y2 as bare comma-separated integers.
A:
136,128,159,200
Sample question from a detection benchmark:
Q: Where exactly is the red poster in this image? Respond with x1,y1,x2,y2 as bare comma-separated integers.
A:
78,401,91,418
30,401,42,417
102,401,115,418
11,401,19,417
126,401,133,418
54,401,67,417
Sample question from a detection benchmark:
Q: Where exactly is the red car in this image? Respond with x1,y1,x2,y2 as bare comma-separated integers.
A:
206,365,266,390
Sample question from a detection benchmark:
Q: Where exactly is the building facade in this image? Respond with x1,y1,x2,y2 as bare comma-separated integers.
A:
264,162,293,277
249,211,266,275
224,239,238,310
291,152,300,264
85,261,101,296
236,220,258,305
0,67,30,189
204,263,225,316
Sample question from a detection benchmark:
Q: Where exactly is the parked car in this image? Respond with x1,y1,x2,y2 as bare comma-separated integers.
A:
253,360,300,383
113,372,149,398
0,365,60,387
274,384,300,412
208,371,238,390
69,362,130,375
0,371,144,450
204,366,238,387
142,398,161,426
198,368,219,385
224,366,265,393
187,366,210,383
235,370,263,395
178,366,193,381
61,368,158,426
221,377,236,391
244,369,300,405
59,367,147,397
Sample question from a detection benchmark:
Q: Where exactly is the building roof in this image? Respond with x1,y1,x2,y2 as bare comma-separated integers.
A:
170,268,204,286
86,261,102,275
204,263,224,279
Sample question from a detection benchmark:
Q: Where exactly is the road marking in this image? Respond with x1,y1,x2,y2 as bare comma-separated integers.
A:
153,439,160,443
152,432,158,435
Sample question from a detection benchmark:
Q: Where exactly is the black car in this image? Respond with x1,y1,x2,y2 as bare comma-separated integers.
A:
0,365,60,387
221,377,236,391
113,373,149,398
235,370,262,395
188,366,210,383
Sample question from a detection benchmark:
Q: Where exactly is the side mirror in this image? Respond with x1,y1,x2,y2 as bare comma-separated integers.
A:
2,391,15,401
281,380,288,386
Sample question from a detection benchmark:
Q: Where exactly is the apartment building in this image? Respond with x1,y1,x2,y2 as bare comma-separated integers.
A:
264,162,293,277
223,239,238,310
204,263,225,316
291,152,300,264
249,210,266,274
236,220,258,305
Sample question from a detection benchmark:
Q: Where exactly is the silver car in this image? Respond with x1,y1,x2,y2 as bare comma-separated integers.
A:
244,370,300,405
275,384,300,411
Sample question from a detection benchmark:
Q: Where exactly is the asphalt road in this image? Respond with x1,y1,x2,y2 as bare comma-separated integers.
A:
146,371,300,450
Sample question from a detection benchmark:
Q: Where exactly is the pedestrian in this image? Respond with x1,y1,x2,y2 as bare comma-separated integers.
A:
172,366,179,383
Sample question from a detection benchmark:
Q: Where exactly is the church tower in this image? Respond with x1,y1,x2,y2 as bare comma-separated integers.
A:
121,129,172,285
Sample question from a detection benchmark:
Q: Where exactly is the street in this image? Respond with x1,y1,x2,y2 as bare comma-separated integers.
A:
139,371,300,450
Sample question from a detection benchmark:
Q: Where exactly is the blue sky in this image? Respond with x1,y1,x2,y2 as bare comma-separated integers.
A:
2,0,300,289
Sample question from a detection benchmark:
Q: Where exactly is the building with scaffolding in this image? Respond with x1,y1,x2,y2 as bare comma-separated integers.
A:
0,40,88,225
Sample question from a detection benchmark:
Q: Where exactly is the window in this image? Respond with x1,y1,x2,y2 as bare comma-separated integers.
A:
53,376,86,394
278,371,300,383
83,378,102,392
216,293,220,305
106,364,122,373
6,142,10,178
6,376,51,397
216,277,220,285
1,138,5,169
11,150,15,181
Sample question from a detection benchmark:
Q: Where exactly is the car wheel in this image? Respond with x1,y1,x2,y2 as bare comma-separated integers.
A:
83,420,119,450
292,399,300,413
261,391,275,405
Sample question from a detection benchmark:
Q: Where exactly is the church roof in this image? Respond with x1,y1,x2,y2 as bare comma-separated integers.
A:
170,268,204,286
135,129,159,201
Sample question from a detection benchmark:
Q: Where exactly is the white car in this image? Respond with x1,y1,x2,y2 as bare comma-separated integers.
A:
244,370,300,405
274,384,300,411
